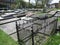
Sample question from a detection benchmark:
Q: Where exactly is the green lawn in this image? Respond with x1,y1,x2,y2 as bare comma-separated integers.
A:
58,18,60,22
45,32,60,45
35,12,47,16
0,29,18,45
53,8,60,11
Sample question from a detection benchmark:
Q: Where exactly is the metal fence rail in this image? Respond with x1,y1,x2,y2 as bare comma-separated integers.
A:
0,11,59,45
16,14,58,45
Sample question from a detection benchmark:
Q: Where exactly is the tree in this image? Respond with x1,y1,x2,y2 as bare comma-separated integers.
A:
29,0,31,8
15,0,26,9
35,0,38,8
41,0,49,12
20,0,26,8
15,0,20,8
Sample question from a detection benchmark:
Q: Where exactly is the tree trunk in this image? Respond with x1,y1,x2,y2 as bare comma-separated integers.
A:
42,0,49,13
29,0,30,8
36,0,38,8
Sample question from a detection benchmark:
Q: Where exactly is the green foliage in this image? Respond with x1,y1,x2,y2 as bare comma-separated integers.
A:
19,40,25,45
45,32,60,45
0,29,18,45
0,29,25,45
41,0,49,13
58,18,60,22
15,0,26,8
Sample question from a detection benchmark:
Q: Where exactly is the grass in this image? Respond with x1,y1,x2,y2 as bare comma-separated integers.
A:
45,32,60,45
35,12,47,16
54,8,60,11
0,29,18,45
58,18,60,22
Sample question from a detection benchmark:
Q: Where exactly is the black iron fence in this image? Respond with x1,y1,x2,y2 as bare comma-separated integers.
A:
0,11,59,45
16,13,58,45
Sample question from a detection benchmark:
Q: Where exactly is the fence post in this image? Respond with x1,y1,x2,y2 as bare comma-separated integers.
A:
55,16,58,32
16,21,20,45
44,15,47,35
31,25,34,45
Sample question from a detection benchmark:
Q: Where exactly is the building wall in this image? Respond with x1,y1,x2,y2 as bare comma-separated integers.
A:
55,3,59,8
57,1,60,8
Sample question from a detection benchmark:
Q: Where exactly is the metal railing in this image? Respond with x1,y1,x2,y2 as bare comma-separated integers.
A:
15,12,58,45
0,11,59,45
